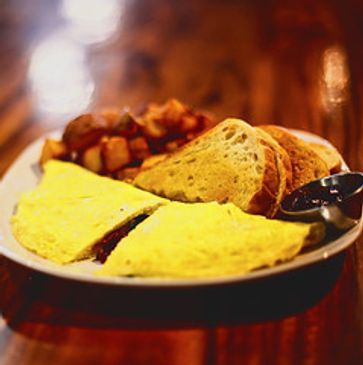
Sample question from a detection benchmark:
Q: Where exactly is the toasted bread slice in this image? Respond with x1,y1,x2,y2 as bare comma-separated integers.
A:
133,118,280,216
308,142,342,174
259,125,329,193
255,128,292,216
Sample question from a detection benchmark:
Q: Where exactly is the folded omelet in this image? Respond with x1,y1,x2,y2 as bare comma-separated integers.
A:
98,202,324,279
11,160,167,264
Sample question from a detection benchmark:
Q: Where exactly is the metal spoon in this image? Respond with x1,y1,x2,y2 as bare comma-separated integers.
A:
279,172,363,230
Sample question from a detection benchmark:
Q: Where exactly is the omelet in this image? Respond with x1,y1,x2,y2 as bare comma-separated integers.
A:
98,202,324,279
11,160,167,264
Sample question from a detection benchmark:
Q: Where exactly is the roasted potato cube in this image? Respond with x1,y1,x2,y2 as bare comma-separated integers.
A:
128,137,150,160
165,138,187,152
63,113,109,151
39,139,69,165
141,154,167,169
100,108,122,127
81,144,103,173
115,167,141,182
114,112,141,137
141,119,167,139
180,115,198,132
102,137,131,172
163,98,185,121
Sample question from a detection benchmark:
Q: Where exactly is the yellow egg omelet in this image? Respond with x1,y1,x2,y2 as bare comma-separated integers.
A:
11,160,167,264
98,201,324,279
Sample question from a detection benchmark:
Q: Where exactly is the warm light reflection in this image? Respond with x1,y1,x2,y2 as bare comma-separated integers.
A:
61,0,122,44
28,33,94,117
320,46,349,111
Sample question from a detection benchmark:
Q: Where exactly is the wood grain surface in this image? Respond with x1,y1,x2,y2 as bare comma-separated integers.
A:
1,0,363,364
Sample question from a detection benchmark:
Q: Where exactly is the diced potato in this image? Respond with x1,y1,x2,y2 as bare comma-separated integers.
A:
128,137,150,160
180,115,198,132
186,132,198,141
114,112,141,137
141,119,167,138
115,167,141,181
81,144,103,173
39,139,69,166
100,108,121,127
163,98,185,121
100,108,138,135
141,154,167,169
63,113,108,151
101,137,131,172
165,138,187,152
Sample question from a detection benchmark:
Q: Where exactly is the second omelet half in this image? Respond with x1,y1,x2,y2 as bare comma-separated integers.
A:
98,201,324,279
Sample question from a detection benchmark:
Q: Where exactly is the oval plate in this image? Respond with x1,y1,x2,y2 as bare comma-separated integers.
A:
0,130,362,288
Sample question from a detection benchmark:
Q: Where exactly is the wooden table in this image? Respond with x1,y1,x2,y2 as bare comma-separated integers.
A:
1,1,363,364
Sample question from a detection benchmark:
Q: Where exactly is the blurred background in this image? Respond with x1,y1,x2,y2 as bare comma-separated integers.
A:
0,0,362,174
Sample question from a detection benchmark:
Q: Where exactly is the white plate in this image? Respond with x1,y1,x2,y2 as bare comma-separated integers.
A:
0,130,362,287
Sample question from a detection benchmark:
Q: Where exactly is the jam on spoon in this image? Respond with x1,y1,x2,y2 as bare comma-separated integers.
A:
289,184,345,211
280,172,363,230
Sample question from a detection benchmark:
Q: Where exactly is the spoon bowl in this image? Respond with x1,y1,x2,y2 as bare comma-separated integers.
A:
279,172,363,230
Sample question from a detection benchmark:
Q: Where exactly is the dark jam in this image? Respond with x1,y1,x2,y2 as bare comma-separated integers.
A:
94,214,148,263
289,184,345,211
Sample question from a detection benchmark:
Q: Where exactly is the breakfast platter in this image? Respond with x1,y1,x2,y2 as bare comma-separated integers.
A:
0,124,362,288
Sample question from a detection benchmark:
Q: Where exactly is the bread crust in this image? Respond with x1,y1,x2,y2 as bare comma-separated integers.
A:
247,138,279,216
260,125,329,193
307,142,342,174
255,128,292,216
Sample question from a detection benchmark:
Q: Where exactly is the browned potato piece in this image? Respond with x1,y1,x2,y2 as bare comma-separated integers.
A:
141,154,167,169
39,139,69,166
102,137,131,172
128,137,150,160
100,108,122,127
162,98,185,124
81,144,103,173
141,119,167,138
63,113,109,151
114,112,141,138
100,109,139,136
180,115,198,132
138,98,213,139
115,167,141,181
165,138,188,152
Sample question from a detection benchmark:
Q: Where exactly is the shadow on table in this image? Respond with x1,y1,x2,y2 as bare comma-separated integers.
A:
0,252,346,331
